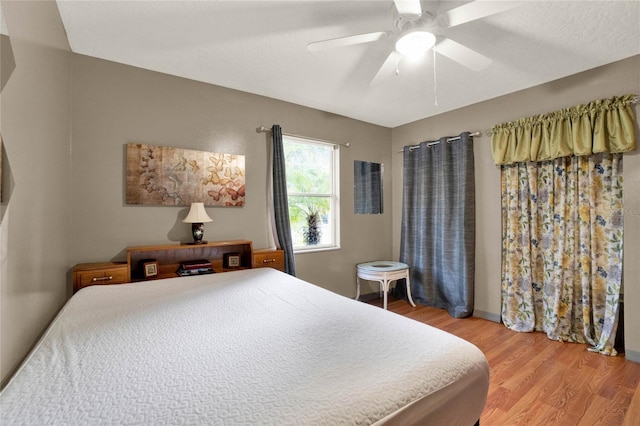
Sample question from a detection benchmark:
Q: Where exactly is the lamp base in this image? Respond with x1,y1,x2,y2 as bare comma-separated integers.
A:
187,240,208,245
191,222,206,245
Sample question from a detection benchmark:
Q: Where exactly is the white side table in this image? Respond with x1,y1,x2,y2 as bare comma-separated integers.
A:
356,261,416,310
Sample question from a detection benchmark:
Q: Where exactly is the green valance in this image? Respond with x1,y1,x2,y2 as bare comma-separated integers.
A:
491,94,638,165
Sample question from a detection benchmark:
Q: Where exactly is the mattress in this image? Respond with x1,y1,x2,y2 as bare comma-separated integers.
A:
1,268,489,425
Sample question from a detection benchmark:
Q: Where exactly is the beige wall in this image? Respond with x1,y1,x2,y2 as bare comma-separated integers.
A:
0,0,72,385
69,54,393,298
391,55,640,359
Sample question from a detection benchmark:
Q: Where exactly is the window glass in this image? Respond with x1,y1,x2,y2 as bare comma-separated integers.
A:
283,136,339,251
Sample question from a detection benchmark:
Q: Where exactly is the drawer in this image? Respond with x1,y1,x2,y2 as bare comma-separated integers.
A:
73,263,129,293
253,249,285,272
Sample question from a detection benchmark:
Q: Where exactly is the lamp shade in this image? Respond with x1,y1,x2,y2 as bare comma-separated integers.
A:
183,203,212,223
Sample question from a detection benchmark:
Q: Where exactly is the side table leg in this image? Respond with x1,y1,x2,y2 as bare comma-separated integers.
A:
356,274,361,301
383,278,389,310
405,271,416,307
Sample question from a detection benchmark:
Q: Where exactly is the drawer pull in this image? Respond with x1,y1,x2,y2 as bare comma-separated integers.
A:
262,258,277,264
92,275,113,282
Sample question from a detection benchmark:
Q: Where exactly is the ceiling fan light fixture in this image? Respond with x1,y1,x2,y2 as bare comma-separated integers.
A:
395,30,436,57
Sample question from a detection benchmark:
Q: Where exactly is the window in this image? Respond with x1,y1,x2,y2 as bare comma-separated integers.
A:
283,135,339,252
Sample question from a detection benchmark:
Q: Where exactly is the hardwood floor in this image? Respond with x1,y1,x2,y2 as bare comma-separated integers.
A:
366,296,640,425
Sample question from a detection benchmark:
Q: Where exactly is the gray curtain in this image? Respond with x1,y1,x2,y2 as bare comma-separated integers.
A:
399,132,475,318
271,125,296,276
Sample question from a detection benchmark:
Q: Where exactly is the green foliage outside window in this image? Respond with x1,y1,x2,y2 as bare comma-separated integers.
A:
283,138,335,248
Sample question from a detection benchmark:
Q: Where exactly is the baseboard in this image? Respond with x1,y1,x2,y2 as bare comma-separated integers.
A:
359,296,503,324
625,349,640,364
473,310,501,323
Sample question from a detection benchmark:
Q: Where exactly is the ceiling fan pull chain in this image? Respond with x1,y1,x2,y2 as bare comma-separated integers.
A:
433,48,439,107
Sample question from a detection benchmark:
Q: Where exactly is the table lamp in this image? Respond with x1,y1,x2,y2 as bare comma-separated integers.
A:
183,202,212,244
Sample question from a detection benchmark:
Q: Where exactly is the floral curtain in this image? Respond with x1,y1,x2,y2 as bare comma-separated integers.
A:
495,94,636,356
501,154,623,355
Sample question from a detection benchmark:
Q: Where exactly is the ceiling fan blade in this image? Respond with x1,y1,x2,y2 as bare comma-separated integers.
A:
370,51,404,87
394,0,422,16
445,1,521,27
434,39,492,71
307,31,391,52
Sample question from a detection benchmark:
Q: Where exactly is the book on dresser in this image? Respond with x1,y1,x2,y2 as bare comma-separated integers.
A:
180,259,213,270
176,259,215,276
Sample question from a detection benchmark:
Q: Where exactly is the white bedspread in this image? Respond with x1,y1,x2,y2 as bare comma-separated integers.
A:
1,268,489,425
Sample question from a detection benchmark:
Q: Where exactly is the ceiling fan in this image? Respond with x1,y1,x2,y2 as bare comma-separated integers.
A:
307,0,519,85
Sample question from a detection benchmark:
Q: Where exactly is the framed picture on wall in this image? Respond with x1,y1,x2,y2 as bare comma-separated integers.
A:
126,143,246,207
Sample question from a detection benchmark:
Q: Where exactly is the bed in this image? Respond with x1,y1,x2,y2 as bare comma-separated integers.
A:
1,268,489,425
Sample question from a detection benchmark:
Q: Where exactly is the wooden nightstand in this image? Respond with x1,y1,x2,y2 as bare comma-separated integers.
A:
253,248,285,272
72,262,130,293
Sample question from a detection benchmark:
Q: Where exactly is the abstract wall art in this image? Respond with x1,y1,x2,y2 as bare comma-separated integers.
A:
126,143,245,207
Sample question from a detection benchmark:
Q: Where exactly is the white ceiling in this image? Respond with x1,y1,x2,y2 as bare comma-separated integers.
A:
53,0,640,128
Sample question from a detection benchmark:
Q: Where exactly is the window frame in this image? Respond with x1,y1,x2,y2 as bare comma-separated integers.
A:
282,135,340,253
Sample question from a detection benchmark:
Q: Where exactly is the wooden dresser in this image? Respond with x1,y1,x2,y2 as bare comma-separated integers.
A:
72,262,130,293
126,240,254,281
72,241,285,293
253,248,285,272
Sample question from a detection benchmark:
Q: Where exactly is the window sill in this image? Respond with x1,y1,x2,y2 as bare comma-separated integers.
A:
293,245,341,255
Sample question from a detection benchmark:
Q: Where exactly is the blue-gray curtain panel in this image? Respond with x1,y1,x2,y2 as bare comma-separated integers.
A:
271,125,297,276
400,132,475,318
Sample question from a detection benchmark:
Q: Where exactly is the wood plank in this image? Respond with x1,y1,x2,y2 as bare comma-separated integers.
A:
367,296,640,424
624,384,640,425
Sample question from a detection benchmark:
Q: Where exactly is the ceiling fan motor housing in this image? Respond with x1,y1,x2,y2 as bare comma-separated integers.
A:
395,11,437,55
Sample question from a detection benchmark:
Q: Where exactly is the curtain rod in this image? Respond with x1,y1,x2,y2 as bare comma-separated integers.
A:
398,131,481,153
256,126,351,148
